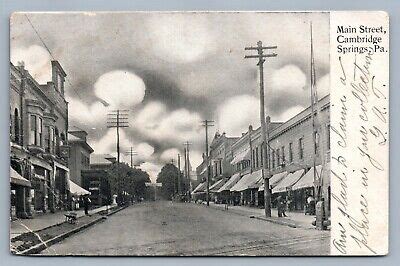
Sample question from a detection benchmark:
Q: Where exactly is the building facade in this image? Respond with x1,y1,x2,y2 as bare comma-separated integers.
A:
67,127,94,186
10,61,71,218
81,154,114,206
213,95,331,216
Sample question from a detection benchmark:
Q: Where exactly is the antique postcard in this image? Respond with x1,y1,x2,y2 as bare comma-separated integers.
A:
9,11,389,256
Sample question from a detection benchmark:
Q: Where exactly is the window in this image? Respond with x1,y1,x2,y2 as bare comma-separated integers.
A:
272,151,275,169
29,115,37,145
314,131,320,155
327,124,331,150
260,145,264,167
281,146,285,165
219,160,222,175
299,137,304,160
289,142,293,163
38,117,43,146
276,149,280,166
255,147,259,168
14,109,20,144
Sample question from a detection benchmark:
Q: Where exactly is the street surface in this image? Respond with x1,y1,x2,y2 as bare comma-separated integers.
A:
41,201,330,256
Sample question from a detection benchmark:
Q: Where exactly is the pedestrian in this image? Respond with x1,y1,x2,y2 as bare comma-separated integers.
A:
276,196,282,217
281,197,288,217
83,196,90,216
306,194,315,215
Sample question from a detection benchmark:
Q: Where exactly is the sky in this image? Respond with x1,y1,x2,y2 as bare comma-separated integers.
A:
10,12,330,182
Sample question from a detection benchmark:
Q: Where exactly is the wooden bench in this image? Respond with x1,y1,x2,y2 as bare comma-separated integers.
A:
64,212,77,224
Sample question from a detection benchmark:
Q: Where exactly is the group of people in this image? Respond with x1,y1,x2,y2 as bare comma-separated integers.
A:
275,194,316,217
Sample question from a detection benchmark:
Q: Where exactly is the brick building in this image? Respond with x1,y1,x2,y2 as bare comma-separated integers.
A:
10,61,71,218
67,126,94,186
216,95,331,216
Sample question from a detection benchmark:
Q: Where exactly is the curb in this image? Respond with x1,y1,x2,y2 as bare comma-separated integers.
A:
199,203,312,229
17,206,128,255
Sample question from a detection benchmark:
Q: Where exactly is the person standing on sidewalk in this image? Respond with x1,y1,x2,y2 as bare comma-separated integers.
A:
83,196,90,216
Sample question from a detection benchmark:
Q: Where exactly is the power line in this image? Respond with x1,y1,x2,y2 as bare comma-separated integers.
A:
124,147,138,168
245,40,277,218
107,110,129,164
24,14,86,103
201,119,214,206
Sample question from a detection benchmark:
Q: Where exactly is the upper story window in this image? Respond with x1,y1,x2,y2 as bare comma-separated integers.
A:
13,108,20,144
281,146,285,165
327,124,331,150
38,117,43,147
255,147,259,168
298,137,304,160
276,149,280,166
289,142,293,163
314,131,320,155
29,114,37,145
272,151,275,169
260,145,264,167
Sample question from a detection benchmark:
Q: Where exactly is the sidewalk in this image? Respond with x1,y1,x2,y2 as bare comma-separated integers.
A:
204,202,317,229
10,205,115,239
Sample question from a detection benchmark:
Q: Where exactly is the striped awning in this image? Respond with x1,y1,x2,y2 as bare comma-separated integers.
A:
217,173,241,192
230,149,250,165
258,171,288,191
10,167,31,187
272,169,305,194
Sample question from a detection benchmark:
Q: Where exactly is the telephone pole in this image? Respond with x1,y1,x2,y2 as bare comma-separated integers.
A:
201,120,214,206
183,141,192,199
107,110,129,164
245,41,277,217
125,147,138,168
177,153,181,195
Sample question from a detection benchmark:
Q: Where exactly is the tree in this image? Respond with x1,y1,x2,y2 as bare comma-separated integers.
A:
107,162,152,204
156,163,181,200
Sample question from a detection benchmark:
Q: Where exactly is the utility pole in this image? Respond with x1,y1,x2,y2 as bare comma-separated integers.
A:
183,141,192,199
107,110,129,164
177,153,181,195
107,110,129,206
125,147,138,168
201,120,214,206
245,41,277,217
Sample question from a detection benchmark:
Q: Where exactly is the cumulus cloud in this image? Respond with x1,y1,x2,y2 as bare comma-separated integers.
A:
140,162,163,183
146,14,214,63
68,70,146,126
11,45,52,83
90,128,133,155
217,95,260,136
136,142,155,161
160,148,180,163
94,70,146,107
133,101,204,145
273,105,305,122
316,74,330,98
271,64,307,94
68,98,108,126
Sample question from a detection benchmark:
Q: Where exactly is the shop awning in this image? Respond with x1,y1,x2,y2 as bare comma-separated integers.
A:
217,173,241,192
230,170,263,192
209,178,227,193
291,163,331,190
230,149,250,165
272,169,305,194
292,165,321,191
30,156,52,171
258,171,288,191
192,182,207,194
69,180,90,196
10,167,31,187
199,165,207,175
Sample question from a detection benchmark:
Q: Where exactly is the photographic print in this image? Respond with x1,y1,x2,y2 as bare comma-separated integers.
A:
9,11,388,256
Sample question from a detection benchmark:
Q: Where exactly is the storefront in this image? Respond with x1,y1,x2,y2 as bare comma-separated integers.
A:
258,171,288,208
69,180,90,209
272,169,305,211
216,173,241,204
10,167,31,219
